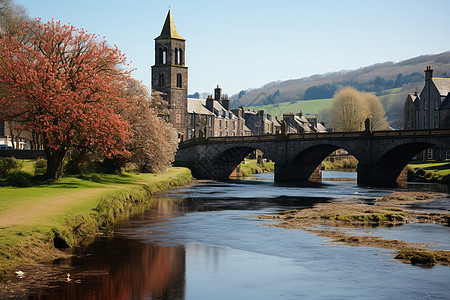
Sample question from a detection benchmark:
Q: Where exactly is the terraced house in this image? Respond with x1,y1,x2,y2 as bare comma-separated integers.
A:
404,66,450,160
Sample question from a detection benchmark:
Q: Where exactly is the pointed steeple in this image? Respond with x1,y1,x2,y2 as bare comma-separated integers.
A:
156,10,185,40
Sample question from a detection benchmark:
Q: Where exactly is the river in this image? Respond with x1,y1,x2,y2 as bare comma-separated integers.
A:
21,171,450,299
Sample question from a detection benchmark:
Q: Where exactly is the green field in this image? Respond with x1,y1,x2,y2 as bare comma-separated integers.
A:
245,98,333,118
244,87,406,122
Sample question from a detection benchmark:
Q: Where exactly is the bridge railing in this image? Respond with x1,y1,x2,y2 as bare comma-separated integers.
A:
179,129,450,147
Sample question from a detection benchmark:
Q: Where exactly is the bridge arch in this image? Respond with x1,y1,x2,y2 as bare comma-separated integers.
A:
360,141,435,184
209,144,275,180
275,143,361,182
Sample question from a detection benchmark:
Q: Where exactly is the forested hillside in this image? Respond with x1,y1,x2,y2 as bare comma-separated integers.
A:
232,51,450,128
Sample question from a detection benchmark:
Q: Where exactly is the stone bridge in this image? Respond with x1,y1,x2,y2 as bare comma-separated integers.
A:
174,129,450,185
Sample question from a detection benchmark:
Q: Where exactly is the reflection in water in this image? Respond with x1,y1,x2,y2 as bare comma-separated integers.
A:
29,201,187,299
23,171,450,299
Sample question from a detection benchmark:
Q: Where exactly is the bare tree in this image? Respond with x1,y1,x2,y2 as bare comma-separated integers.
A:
0,0,28,37
363,92,390,130
329,87,368,131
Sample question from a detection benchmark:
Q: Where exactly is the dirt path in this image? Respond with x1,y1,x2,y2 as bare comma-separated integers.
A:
0,187,113,227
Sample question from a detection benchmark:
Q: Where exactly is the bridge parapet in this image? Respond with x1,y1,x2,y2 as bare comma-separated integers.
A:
175,129,450,185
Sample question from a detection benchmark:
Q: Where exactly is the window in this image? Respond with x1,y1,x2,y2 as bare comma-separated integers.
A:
158,48,163,64
176,113,182,124
162,48,167,64
188,114,193,125
424,97,428,110
232,121,235,130
219,120,222,129
158,73,165,86
177,73,182,88
209,130,213,137
435,98,440,110
424,116,428,128
427,149,433,160
175,48,182,65
179,49,183,65
434,116,439,128
225,121,228,129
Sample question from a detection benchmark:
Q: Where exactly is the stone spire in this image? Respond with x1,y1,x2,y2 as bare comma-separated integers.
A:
156,10,185,40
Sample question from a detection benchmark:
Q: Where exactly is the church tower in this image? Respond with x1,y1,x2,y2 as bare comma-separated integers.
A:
151,10,188,138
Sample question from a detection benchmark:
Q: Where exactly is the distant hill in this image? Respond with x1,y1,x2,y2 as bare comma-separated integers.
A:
231,51,450,128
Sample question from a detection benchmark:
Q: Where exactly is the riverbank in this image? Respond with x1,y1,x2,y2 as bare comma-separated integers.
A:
259,191,450,266
0,167,192,281
238,159,275,177
407,160,450,184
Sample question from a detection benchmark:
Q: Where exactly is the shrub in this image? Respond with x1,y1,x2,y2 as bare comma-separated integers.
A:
0,157,22,178
35,158,47,169
6,170,33,187
35,158,47,175
396,250,437,266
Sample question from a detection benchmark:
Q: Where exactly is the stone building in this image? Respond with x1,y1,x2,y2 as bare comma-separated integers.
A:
0,121,36,150
151,10,188,139
282,112,327,134
403,66,450,160
404,92,419,130
187,85,246,139
243,110,281,135
439,94,450,128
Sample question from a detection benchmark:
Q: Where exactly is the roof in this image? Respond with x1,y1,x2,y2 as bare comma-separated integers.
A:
156,10,185,41
432,78,450,96
408,93,419,102
440,93,450,109
187,98,214,115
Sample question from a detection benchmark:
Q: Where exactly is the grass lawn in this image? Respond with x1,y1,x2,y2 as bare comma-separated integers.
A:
408,160,450,183
0,166,192,273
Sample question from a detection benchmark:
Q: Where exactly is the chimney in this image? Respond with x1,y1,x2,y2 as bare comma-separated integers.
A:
214,84,222,101
221,96,230,111
206,95,214,112
425,65,433,81
257,110,264,120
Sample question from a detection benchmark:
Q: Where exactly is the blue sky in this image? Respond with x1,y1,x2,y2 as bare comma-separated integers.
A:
15,0,450,96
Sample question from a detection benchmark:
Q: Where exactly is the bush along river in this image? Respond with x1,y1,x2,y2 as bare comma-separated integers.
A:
5,171,450,299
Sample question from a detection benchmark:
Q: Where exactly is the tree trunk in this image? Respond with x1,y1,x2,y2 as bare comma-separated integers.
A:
45,147,68,180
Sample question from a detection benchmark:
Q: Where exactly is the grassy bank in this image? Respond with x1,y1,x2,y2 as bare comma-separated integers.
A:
0,167,192,279
321,156,358,170
407,160,450,184
240,159,275,177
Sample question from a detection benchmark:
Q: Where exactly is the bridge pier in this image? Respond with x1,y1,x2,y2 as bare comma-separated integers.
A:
357,163,406,186
274,162,322,183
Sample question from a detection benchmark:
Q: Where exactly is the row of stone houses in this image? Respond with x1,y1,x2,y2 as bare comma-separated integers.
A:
404,66,450,160
151,11,324,141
